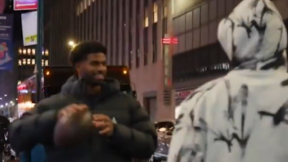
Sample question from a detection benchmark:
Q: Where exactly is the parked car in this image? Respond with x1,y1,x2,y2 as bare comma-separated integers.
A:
149,120,175,162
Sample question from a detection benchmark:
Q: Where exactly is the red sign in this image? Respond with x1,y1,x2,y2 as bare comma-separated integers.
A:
162,37,178,44
14,0,38,11
175,90,193,100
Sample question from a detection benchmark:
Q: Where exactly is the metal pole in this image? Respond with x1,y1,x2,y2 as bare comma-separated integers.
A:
36,0,44,102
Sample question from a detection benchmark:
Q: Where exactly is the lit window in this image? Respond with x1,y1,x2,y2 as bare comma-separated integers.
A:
153,3,158,23
18,49,22,54
23,59,26,65
45,60,49,66
42,50,44,55
23,49,26,55
45,50,49,56
144,8,149,27
32,49,35,55
32,59,35,65
18,60,22,66
88,0,91,6
27,48,31,55
27,59,31,65
42,60,44,66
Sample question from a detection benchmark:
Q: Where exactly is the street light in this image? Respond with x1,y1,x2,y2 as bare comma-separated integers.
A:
68,40,75,47
4,94,7,97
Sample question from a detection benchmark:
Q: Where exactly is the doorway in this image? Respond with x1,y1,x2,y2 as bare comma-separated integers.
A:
144,97,157,121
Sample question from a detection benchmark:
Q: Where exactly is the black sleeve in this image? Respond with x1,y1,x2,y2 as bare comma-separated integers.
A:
109,98,157,159
9,101,58,152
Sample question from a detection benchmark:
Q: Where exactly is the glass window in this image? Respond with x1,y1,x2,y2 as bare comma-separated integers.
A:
84,0,87,9
153,3,158,23
32,59,35,65
80,1,84,14
23,49,26,55
76,5,79,15
42,50,44,55
32,49,35,55
45,60,49,66
22,59,26,65
18,60,21,66
18,49,22,54
42,60,44,66
27,59,31,65
163,0,168,17
144,8,149,27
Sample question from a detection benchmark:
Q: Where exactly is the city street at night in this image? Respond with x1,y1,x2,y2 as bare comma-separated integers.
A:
0,0,288,162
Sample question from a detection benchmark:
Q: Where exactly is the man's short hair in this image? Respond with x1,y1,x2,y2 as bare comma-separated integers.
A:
69,41,107,66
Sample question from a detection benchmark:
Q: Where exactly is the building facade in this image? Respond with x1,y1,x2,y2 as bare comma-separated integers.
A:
48,0,288,119
49,0,174,120
172,0,288,104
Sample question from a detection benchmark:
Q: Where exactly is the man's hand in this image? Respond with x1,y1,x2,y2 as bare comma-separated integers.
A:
93,114,114,137
57,104,88,120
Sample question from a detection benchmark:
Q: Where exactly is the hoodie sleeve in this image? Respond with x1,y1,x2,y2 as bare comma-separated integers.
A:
168,91,208,162
109,97,157,159
9,100,58,152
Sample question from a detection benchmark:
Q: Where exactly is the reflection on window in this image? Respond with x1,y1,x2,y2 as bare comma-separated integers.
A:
27,59,31,65
45,60,49,66
144,8,149,27
32,59,35,65
18,60,21,66
153,3,158,23
22,59,26,65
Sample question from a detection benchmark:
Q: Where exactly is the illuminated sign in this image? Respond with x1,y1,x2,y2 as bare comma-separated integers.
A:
162,37,178,44
175,90,193,100
14,0,38,11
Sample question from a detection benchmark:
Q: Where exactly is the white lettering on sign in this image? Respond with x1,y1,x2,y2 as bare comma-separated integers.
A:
175,90,193,100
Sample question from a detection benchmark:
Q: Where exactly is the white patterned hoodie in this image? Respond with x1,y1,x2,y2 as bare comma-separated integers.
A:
167,0,288,162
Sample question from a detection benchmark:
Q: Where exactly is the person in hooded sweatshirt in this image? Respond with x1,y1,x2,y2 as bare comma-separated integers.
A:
168,0,288,162
9,41,157,162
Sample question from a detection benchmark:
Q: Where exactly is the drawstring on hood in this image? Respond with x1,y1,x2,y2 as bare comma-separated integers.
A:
218,0,287,70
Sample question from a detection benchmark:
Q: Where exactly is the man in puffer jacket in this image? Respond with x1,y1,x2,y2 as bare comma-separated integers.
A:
168,0,288,162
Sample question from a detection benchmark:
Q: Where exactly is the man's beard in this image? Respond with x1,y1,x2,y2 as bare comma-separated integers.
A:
81,73,105,86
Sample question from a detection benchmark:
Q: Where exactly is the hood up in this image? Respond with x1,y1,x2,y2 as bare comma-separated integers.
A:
61,75,120,99
218,0,287,70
